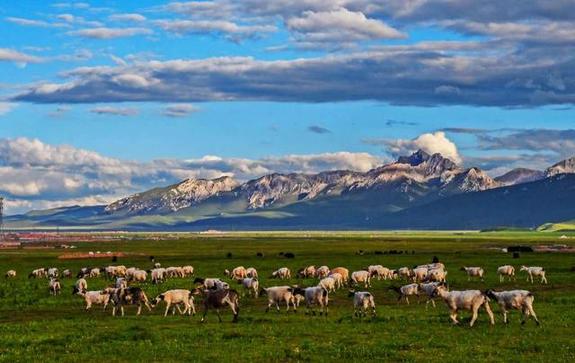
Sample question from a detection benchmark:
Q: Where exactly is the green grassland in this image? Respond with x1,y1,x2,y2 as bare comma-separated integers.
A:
0,231,574,362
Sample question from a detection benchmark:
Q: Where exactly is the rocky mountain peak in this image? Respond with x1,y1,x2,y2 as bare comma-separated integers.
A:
495,168,545,186
546,156,575,177
444,167,501,193
397,149,431,166
105,175,239,215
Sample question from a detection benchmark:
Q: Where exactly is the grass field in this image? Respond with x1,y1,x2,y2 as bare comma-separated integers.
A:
0,231,574,362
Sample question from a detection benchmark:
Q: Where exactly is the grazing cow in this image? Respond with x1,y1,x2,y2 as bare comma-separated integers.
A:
5,270,16,279
192,287,240,323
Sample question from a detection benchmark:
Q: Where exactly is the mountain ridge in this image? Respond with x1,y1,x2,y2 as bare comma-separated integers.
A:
6,150,575,231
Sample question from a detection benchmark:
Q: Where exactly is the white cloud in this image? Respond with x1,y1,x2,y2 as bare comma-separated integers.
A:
163,104,199,117
67,27,152,39
155,19,276,39
0,48,42,63
108,13,147,22
0,102,17,116
90,106,139,116
286,8,405,47
373,131,463,164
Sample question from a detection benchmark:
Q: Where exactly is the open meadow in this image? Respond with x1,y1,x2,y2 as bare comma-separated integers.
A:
0,231,574,362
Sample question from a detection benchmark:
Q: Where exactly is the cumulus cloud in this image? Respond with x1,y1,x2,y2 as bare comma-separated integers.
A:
67,27,152,39
0,137,384,214
90,106,138,116
162,104,199,117
367,131,462,164
286,8,405,47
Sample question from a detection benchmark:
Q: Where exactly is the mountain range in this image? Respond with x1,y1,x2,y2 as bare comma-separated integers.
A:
6,150,575,231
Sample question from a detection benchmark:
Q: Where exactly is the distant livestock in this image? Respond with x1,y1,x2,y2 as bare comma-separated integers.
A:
520,266,547,284
497,265,516,282
460,267,485,281
351,270,371,288
270,267,291,280
49,278,61,295
349,290,376,318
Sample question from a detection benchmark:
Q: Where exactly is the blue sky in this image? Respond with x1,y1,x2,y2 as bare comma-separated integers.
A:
0,1,574,213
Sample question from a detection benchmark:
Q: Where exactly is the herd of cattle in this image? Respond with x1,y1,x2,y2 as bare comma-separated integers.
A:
3,262,548,326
